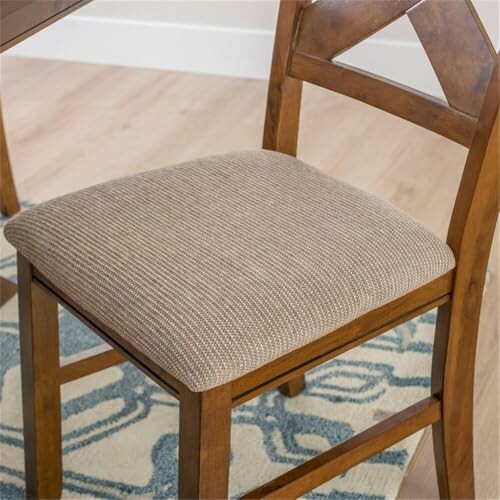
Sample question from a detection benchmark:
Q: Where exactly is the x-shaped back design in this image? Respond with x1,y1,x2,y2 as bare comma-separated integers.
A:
290,0,496,145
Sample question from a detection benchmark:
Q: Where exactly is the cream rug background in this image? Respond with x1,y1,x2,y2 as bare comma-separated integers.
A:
1,209,438,499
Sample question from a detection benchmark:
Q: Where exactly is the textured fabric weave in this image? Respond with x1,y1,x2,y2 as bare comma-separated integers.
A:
4,151,455,391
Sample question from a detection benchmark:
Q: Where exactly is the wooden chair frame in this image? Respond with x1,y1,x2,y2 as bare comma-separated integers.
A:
16,0,498,498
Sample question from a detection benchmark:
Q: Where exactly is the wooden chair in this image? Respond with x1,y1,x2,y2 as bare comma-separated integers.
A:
4,0,498,498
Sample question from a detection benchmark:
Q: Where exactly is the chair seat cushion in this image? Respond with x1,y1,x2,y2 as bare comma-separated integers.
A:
4,151,455,391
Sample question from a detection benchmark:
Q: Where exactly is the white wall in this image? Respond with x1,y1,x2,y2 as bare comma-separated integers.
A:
79,0,279,30
5,0,499,97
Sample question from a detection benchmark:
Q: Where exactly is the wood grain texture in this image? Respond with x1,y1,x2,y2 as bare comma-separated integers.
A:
408,0,496,117
59,344,125,384
178,385,232,499
400,241,499,498
243,396,441,499
279,374,305,397
0,100,20,215
289,53,477,147
428,301,452,497
17,253,62,499
262,0,307,155
431,57,499,498
0,276,16,306
295,0,420,60
291,0,497,145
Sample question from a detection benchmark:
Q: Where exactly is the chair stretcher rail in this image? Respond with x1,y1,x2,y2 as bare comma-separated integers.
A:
59,344,126,384
243,396,441,499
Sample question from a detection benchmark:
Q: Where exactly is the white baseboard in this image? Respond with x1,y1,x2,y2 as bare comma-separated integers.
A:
6,15,275,80
5,14,445,97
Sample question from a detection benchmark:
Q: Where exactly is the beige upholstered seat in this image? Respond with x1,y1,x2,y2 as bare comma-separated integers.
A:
4,150,455,391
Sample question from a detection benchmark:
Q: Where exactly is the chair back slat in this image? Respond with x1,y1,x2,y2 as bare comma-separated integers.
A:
295,0,421,60
408,0,496,117
289,54,477,147
285,0,496,145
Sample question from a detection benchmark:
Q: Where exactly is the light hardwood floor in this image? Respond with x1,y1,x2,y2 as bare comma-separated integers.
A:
1,56,498,499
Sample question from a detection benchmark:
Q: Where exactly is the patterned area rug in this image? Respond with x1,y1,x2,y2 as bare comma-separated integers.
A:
1,208,437,499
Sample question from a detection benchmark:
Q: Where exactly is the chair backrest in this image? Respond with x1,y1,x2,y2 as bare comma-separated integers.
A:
264,0,498,266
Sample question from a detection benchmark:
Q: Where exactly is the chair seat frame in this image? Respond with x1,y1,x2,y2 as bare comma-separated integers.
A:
15,0,498,498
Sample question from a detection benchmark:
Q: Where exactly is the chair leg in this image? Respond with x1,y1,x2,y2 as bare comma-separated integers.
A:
178,384,232,499
431,302,475,499
279,374,306,397
17,254,63,499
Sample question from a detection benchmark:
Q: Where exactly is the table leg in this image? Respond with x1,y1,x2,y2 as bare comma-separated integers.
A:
1,276,17,306
1,101,21,216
